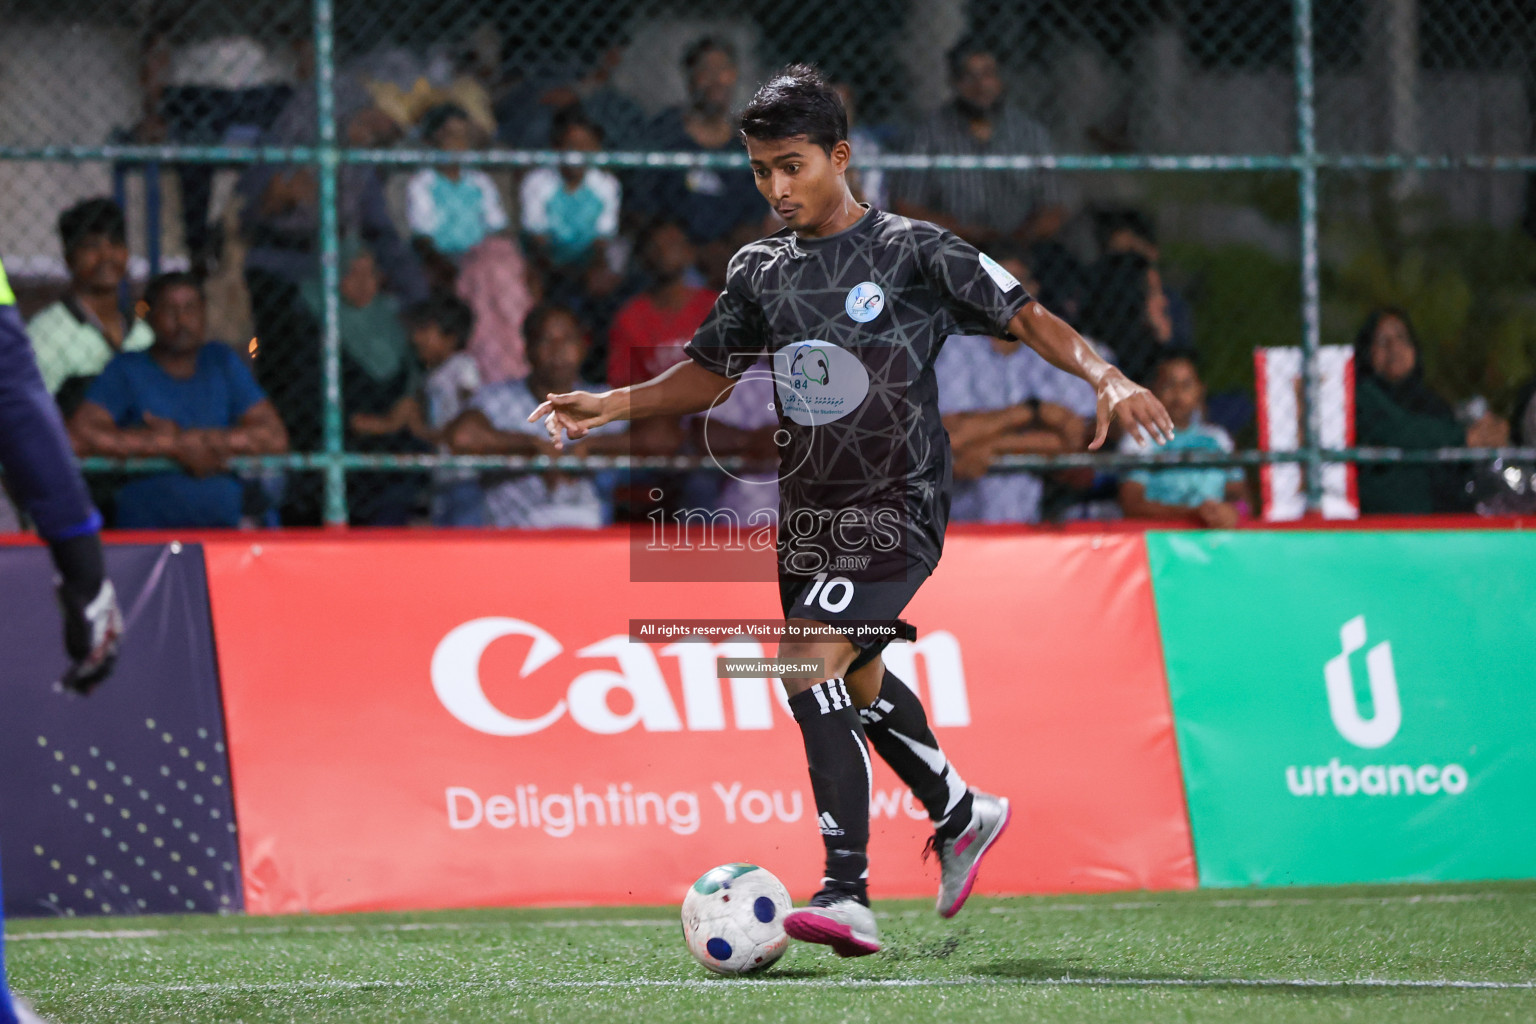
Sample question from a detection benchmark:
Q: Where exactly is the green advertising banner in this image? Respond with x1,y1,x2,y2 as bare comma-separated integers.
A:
1147,531,1536,887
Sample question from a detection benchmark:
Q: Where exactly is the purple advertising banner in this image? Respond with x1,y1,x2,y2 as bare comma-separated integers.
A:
0,542,242,916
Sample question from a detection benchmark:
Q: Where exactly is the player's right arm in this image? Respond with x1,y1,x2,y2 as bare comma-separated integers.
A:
527,359,736,450
532,248,766,448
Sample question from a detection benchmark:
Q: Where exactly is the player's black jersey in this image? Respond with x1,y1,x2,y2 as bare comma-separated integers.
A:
684,208,1032,576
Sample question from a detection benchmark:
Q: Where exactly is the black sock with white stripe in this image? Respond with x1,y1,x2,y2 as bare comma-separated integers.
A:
860,669,974,841
787,677,871,903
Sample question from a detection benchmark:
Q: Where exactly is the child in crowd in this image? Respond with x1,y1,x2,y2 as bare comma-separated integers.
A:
350,295,484,526
520,107,622,285
1118,353,1249,527
407,103,509,267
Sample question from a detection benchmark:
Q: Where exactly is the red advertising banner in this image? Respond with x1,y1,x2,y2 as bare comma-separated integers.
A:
203,531,1194,914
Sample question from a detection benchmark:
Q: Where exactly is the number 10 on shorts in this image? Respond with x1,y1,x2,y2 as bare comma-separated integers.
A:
805,574,855,613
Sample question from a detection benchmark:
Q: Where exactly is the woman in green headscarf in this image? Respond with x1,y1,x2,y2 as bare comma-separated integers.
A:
302,238,426,522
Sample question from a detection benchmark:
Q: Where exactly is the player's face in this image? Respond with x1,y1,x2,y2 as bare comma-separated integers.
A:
746,135,852,237
1370,315,1417,383
1152,358,1203,429
148,284,206,355
68,233,129,292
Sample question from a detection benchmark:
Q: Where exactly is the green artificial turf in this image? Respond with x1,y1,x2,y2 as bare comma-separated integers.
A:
8,881,1535,1023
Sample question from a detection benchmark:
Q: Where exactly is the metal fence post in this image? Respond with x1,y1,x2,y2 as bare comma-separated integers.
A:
1294,0,1325,512
314,0,347,526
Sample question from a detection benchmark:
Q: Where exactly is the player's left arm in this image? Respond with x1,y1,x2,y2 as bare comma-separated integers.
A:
1007,302,1174,450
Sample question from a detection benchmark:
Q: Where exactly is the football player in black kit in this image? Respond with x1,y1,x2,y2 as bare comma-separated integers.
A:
532,65,1173,957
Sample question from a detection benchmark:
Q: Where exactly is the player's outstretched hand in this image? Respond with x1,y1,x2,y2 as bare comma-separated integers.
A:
527,390,609,450
57,578,124,695
1091,370,1176,450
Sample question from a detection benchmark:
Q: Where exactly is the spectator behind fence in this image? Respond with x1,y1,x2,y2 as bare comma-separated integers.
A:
936,257,1095,523
237,49,425,462
630,38,764,271
28,199,154,407
68,273,288,528
352,296,485,527
607,222,715,387
407,103,510,277
302,241,425,525
1080,252,1180,386
1094,207,1194,350
1118,354,1249,528
891,39,1062,247
1353,307,1509,514
521,107,622,280
448,305,627,528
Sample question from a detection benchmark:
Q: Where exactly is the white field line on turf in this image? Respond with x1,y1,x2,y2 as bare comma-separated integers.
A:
10,891,1529,943
35,976,1536,996
8,920,674,942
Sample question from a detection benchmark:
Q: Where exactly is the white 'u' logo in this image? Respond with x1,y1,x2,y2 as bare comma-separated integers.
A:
1323,615,1401,749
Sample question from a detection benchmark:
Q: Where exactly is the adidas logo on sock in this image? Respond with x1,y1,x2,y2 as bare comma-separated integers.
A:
818,811,845,836
858,697,896,725
811,678,853,715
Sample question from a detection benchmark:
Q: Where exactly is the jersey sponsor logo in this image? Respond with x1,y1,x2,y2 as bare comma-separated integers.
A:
1285,615,1466,799
844,281,885,323
978,252,1021,292
432,617,972,735
773,340,870,425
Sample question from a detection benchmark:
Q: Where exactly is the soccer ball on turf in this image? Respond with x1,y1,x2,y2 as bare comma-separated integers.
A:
681,863,793,975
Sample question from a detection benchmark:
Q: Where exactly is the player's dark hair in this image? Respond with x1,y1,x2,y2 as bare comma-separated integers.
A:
551,105,603,147
405,295,475,349
683,35,736,74
419,102,470,142
58,198,126,257
740,64,847,155
523,303,585,349
946,36,998,82
144,271,203,310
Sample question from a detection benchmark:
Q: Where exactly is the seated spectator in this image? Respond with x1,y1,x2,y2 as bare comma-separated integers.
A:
447,305,627,528
936,263,1096,523
67,273,288,528
303,241,423,525
455,235,539,385
1094,206,1194,350
891,38,1062,247
352,296,484,526
520,107,622,292
1118,354,1249,527
630,38,764,273
1353,307,1508,514
237,51,424,465
1080,252,1180,386
607,220,718,471
608,222,716,386
303,241,416,420
28,199,155,407
407,103,510,277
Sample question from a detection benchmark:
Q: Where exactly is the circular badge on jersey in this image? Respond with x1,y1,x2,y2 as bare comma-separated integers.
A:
772,340,871,425
844,281,885,323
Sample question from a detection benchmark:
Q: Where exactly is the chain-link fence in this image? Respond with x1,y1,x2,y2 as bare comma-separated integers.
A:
2,0,1534,528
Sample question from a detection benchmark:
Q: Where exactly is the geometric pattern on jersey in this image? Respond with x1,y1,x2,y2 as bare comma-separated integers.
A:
685,208,1032,576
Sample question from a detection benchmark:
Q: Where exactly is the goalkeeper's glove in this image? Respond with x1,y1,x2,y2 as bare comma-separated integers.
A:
57,577,123,695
